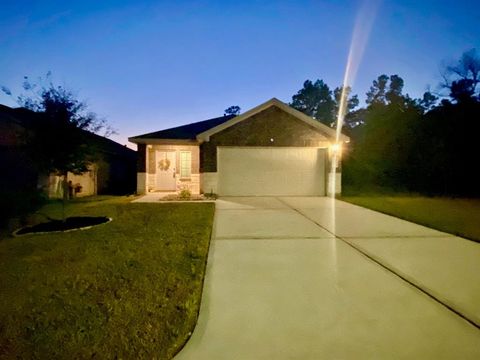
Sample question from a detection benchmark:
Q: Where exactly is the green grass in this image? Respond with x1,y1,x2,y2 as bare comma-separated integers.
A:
0,196,215,359
341,195,480,242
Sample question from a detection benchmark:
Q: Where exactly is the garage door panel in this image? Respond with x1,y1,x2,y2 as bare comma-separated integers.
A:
218,147,325,196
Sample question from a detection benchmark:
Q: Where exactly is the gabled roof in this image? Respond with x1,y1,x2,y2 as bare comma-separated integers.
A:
128,98,350,145
197,98,349,142
128,114,236,144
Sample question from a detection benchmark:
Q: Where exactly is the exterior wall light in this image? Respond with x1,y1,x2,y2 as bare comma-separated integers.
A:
330,143,341,155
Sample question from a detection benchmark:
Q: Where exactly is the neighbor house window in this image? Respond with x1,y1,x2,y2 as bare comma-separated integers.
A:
180,151,191,178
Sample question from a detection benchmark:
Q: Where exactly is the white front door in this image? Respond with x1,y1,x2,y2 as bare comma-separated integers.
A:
156,151,176,191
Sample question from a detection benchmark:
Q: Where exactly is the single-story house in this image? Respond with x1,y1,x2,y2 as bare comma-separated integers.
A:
0,104,136,199
39,131,137,198
128,98,349,196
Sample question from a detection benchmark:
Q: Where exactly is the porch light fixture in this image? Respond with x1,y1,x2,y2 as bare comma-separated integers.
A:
330,143,341,155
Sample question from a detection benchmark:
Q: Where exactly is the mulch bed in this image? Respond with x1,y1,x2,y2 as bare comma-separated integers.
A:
160,194,217,201
15,216,111,235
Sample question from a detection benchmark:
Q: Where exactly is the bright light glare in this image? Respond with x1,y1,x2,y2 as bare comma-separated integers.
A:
330,0,380,198
330,143,341,154
335,0,381,143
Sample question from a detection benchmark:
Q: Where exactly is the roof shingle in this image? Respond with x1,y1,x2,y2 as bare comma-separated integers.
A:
129,114,236,141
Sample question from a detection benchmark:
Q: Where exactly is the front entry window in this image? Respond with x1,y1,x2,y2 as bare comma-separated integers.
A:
180,151,191,178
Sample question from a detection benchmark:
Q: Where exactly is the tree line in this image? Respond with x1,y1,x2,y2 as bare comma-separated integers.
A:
290,49,480,197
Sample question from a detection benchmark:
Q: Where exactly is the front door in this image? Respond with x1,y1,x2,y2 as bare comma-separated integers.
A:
156,151,176,191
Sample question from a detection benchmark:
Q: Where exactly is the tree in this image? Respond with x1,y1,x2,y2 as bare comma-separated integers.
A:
333,86,359,128
224,105,241,116
385,75,404,104
449,78,476,103
442,48,480,103
290,79,335,126
417,91,438,112
365,74,389,105
343,108,367,130
344,74,425,192
291,79,359,127
365,74,413,108
2,74,110,218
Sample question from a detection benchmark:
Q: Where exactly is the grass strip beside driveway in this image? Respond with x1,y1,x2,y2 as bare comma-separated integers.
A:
0,196,215,359
341,196,480,242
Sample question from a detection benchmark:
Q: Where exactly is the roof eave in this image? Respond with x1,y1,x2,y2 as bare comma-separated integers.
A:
128,137,200,145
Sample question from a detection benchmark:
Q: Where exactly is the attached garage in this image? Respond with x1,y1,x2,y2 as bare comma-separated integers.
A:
217,147,326,196
130,98,349,196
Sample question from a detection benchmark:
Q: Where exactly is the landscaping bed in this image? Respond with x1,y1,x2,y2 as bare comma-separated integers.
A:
159,192,217,202
0,196,215,359
341,195,480,242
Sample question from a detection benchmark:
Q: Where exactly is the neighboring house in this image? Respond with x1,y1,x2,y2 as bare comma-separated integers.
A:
0,105,38,204
129,98,349,196
0,104,136,199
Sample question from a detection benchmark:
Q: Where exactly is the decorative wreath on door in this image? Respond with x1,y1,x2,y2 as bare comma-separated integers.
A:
158,158,171,171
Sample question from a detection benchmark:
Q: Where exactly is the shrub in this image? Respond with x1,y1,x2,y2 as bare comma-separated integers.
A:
179,189,191,200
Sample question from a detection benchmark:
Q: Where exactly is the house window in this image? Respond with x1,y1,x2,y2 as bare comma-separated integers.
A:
180,151,191,178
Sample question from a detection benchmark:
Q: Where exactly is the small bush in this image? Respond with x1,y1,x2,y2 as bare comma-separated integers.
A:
179,189,191,200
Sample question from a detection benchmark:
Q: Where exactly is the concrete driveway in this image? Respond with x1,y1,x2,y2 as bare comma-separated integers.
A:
175,197,480,359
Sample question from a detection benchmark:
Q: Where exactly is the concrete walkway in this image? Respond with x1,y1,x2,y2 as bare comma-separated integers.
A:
175,197,480,359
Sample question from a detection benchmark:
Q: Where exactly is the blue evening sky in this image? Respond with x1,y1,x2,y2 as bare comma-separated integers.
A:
1,0,478,148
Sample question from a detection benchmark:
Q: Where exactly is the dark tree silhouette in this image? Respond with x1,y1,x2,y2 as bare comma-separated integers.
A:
366,74,409,106
291,80,358,127
442,49,480,102
417,91,438,112
385,75,405,104
365,74,389,105
343,73,426,192
344,61,480,197
224,105,241,116
290,79,335,126
333,86,359,128
450,79,477,103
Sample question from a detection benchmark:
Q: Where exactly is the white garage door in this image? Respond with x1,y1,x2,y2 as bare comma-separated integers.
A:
217,147,326,196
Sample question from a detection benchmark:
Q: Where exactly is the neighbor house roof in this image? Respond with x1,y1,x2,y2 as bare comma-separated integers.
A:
128,114,236,144
0,104,41,146
0,104,135,157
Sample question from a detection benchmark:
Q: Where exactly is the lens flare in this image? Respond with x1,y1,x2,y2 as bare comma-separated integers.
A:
335,0,380,143
330,2,380,277
331,0,381,198
327,0,380,287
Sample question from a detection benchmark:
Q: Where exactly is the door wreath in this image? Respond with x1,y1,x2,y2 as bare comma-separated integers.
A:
158,158,171,171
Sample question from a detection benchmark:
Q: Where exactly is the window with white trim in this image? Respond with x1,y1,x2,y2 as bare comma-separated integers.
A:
180,151,191,178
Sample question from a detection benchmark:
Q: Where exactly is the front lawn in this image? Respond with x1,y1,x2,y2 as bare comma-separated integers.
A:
341,195,480,242
0,196,215,359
